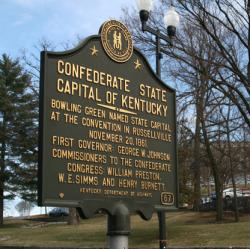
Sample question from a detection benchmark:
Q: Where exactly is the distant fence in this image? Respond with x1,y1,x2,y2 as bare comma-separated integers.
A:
1,246,250,249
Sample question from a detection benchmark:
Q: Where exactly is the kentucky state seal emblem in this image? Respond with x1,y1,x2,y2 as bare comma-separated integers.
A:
100,20,133,63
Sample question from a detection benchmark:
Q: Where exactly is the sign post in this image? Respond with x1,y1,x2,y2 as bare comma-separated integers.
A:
38,20,178,248
107,204,130,249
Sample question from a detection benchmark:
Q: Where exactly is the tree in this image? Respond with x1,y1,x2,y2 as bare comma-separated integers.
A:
15,200,35,217
241,126,250,187
177,117,193,205
68,208,80,225
176,0,250,128
23,40,80,225
0,54,38,225
122,0,250,221
123,5,224,218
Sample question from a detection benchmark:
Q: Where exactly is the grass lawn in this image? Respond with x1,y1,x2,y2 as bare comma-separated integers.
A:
1,211,250,247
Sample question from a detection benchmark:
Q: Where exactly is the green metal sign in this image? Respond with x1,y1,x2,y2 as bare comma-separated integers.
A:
38,20,178,219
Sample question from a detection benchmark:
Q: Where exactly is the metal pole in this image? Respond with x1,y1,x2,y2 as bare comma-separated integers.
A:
155,31,167,249
158,212,167,249
107,204,130,249
156,31,162,77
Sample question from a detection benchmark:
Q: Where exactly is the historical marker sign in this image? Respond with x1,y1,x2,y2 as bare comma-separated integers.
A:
38,20,178,219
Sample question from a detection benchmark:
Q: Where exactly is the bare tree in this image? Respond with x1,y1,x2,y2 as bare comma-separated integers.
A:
175,0,250,128
122,0,250,221
15,200,35,217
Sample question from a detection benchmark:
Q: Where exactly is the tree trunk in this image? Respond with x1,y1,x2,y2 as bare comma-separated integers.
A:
200,111,223,221
193,95,202,211
207,168,211,196
215,184,223,221
248,0,250,86
0,184,3,226
226,106,239,222
231,174,239,222
244,164,247,188
68,208,80,225
0,112,6,226
243,131,248,188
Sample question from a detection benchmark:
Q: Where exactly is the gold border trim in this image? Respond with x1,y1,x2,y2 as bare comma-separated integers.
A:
97,103,137,115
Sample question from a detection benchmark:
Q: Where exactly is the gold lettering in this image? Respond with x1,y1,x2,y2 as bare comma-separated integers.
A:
132,127,171,142
118,179,137,189
52,149,107,163
84,106,106,118
102,177,115,186
120,157,132,167
139,84,167,102
93,70,99,83
51,99,81,113
131,117,148,127
67,173,73,183
79,66,85,79
86,68,92,82
58,173,65,183
117,146,140,157
50,111,60,121
109,111,128,123
141,181,166,191
104,189,129,196
107,167,133,177
64,113,78,124
135,159,171,172
89,130,123,143
64,62,71,76
78,140,112,152
56,60,131,92
135,170,160,181
121,94,168,117
56,79,102,101
57,78,64,93
67,163,104,175
82,119,122,132
75,175,98,185
57,60,64,74
106,74,112,86
100,72,105,85
150,121,171,131
52,136,74,147
80,188,102,194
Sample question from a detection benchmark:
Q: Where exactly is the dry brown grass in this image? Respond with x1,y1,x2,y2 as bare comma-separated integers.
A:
1,211,250,247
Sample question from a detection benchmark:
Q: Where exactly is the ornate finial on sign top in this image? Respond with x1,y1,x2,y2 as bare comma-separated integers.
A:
101,20,133,63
